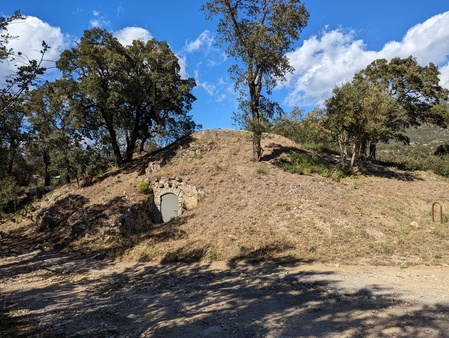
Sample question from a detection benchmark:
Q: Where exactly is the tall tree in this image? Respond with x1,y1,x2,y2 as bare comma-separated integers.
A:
325,78,405,167
57,28,197,165
202,0,309,161
57,28,126,165
117,39,197,160
26,79,80,185
0,11,48,184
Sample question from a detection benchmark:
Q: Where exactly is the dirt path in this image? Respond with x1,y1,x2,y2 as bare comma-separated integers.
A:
1,249,449,337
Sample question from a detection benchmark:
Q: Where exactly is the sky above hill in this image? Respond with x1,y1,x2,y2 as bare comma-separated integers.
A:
1,1,449,129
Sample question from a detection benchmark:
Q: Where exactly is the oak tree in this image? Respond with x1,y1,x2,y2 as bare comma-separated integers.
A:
57,28,197,165
325,78,405,167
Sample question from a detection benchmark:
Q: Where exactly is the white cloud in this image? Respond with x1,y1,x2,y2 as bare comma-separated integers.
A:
184,30,214,53
176,54,188,79
90,10,110,28
440,64,449,90
114,27,152,46
283,11,449,108
283,29,378,107
0,16,67,78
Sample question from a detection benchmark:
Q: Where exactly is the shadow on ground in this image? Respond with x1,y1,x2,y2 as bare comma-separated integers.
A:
1,250,448,337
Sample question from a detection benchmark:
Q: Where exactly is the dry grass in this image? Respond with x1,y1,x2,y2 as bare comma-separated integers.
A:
3,129,449,266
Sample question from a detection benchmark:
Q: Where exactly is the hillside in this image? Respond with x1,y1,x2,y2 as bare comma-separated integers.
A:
3,128,449,266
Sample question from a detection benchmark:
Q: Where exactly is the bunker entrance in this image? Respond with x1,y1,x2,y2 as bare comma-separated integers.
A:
160,193,179,223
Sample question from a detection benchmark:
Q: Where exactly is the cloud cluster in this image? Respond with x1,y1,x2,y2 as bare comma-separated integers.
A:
184,30,214,53
2,9,449,112
114,27,152,46
0,16,67,77
283,11,449,108
90,10,110,29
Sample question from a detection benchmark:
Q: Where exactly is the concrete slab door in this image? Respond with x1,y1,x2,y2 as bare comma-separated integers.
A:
161,193,179,222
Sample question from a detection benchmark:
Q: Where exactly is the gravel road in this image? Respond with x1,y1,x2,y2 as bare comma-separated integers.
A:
1,250,449,337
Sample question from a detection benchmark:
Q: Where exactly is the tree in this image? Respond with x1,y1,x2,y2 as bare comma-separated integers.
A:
26,79,79,185
57,28,198,165
202,0,309,161
0,11,48,185
325,78,405,167
117,39,198,160
356,56,449,133
271,106,331,146
0,10,24,60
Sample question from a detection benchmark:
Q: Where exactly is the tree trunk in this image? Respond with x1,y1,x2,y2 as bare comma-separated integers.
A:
102,113,123,166
252,129,263,162
249,73,263,162
350,139,362,168
43,147,51,186
368,142,377,160
337,133,349,167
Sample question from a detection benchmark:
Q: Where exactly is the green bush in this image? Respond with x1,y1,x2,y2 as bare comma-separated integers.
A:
136,181,152,194
282,151,351,181
0,176,23,211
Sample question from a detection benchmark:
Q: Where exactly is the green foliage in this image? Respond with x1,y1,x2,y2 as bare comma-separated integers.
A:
256,166,267,174
202,0,309,161
0,12,49,186
375,125,449,177
282,151,350,181
434,144,449,156
271,107,333,146
325,77,405,167
56,28,198,166
357,56,449,129
0,176,23,211
136,181,152,194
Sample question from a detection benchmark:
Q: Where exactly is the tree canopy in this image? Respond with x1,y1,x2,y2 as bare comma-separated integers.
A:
356,56,449,131
325,78,405,167
56,28,198,166
202,0,309,161
324,56,449,168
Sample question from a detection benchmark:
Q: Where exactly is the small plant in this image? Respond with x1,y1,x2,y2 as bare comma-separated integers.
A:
204,246,219,260
193,152,203,160
136,181,152,194
256,166,267,174
282,151,351,181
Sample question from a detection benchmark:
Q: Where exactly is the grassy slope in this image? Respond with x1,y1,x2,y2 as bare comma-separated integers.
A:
3,129,449,266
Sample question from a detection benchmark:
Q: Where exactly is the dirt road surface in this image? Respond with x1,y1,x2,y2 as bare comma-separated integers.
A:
1,249,449,337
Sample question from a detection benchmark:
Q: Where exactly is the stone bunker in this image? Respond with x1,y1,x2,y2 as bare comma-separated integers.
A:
150,176,203,223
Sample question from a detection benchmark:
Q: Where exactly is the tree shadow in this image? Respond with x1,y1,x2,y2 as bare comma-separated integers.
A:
262,142,423,181
260,142,302,163
91,134,196,185
2,252,448,337
360,160,422,181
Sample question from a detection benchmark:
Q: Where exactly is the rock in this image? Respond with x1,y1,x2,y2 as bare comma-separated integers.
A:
339,295,349,302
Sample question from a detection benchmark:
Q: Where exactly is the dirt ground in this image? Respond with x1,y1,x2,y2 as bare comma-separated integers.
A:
1,248,449,337
2,129,449,337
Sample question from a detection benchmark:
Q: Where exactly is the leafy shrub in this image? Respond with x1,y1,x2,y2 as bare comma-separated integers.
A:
434,144,449,156
136,181,152,194
282,151,351,181
0,176,23,212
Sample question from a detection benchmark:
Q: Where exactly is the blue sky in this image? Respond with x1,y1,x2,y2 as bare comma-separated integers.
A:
2,1,449,130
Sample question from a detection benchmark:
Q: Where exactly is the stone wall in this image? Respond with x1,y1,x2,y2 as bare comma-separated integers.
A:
151,176,203,223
